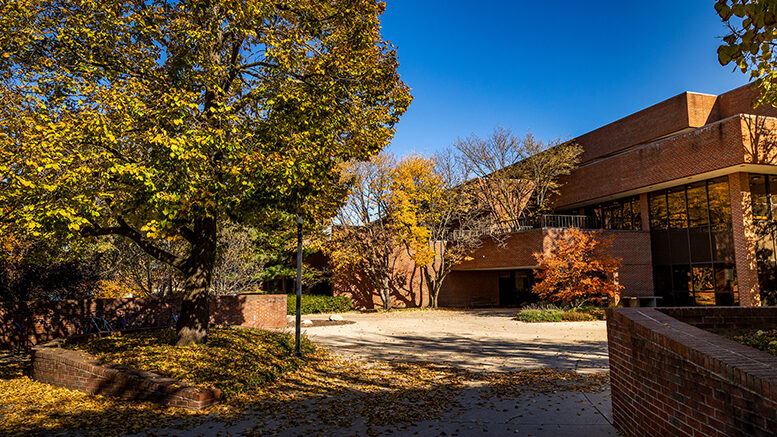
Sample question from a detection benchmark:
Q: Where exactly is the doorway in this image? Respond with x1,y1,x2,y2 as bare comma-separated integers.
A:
498,270,536,306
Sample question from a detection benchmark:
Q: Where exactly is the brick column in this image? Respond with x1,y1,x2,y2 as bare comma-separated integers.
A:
639,192,650,231
728,172,761,306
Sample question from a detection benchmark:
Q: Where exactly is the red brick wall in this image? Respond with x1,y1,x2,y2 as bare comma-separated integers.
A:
719,84,777,119
453,229,547,271
438,270,500,307
31,336,221,410
608,307,777,437
555,115,750,208
331,245,432,309
604,231,654,297
454,229,653,299
576,92,697,163
0,294,287,347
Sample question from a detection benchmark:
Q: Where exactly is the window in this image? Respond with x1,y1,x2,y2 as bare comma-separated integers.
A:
650,192,667,230
668,187,687,229
587,196,641,230
692,265,715,306
687,182,709,228
648,177,736,306
708,177,731,225
631,198,642,230
750,174,769,220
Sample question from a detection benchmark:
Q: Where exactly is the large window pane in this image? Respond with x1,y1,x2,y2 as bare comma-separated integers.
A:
651,230,671,265
692,265,715,306
670,229,690,264
653,265,673,306
687,182,709,227
650,192,667,230
712,224,735,263
668,187,688,229
672,266,693,306
708,177,731,225
622,201,633,230
632,198,642,230
714,264,738,305
689,226,712,263
750,174,769,220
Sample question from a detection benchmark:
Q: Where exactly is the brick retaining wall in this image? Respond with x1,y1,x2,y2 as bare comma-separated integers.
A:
607,307,777,436
31,335,221,410
1,294,287,347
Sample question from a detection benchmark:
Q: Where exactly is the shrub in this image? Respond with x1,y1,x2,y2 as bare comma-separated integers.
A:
560,311,595,321
575,306,606,320
515,308,563,322
287,294,353,315
532,228,623,307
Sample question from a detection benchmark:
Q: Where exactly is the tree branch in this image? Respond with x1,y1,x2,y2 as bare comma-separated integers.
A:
83,218,188,271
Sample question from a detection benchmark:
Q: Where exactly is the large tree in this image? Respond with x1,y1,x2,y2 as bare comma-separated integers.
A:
388,153,484,308
328,153,409,310
716,0,777,106
0,0,411,345
454,128,582,229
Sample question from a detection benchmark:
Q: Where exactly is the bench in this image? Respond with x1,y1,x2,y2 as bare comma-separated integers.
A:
621,296,662,307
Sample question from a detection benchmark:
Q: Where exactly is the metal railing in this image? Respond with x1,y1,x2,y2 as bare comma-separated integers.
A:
540,214,597,229
440,214,597,241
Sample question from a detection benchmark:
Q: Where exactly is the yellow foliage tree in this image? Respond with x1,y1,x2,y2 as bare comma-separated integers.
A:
0,1,411,344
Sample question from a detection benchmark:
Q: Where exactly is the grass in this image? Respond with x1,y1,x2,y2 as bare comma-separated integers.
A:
64,327,315,398
725,328,777,356
515,304,606,323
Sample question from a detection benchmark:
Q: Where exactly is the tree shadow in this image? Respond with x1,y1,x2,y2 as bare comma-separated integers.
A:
310,332,609,372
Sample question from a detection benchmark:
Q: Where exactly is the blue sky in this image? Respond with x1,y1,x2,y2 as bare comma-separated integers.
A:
380,0,749,156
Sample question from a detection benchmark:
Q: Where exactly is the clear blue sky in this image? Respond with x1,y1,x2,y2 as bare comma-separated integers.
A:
380,0,749,156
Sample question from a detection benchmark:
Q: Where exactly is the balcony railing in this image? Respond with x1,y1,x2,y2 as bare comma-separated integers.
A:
442,214,597,241
540,214,598,229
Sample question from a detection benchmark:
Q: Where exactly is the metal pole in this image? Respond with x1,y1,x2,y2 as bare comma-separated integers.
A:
294,215,303,357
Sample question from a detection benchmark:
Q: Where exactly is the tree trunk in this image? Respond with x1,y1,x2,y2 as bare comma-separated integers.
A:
176,217,217,346
422,267,439,309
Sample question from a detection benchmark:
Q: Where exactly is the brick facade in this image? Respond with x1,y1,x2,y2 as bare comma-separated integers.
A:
607,307,777,436
330,84,777,308
1,294,287,348
31,335,221,410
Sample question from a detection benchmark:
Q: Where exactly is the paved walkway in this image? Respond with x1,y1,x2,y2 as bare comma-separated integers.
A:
146,309,616,437
302,309,609,373
160,386,616,437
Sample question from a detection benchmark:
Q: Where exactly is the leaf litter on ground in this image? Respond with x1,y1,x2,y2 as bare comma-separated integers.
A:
0,329,609,436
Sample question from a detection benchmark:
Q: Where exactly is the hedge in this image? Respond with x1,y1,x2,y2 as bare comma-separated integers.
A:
287,294,353,315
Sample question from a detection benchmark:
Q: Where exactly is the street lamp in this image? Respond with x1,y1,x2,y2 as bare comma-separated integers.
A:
294,214,303,357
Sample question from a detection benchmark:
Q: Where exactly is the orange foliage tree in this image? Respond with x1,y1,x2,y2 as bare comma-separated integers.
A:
532,229,623,307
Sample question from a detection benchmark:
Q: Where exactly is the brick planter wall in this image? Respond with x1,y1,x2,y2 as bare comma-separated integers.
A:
31,335,221,410
607,307,777,437
1,294,287,347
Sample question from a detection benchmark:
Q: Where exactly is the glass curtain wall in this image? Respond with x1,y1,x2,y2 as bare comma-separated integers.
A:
748,174,777,304
649,176,738,306
584,196,641,230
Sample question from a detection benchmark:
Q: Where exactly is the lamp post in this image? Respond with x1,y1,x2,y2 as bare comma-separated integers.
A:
294,214,303,357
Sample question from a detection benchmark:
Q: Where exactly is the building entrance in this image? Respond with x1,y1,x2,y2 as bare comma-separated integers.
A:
498,270,536,306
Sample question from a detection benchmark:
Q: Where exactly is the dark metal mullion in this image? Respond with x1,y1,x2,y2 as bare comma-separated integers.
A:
664,191,675,302
683,185,696,305
704,181,717,298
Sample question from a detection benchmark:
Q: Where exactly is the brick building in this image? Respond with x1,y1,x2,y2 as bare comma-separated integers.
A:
336,84,777,308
